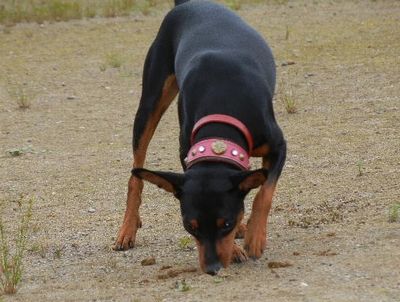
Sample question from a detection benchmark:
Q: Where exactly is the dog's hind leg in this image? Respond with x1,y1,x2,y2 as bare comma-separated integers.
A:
114,38,179,251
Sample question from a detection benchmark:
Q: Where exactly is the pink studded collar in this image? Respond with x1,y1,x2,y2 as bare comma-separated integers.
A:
185,115,253,170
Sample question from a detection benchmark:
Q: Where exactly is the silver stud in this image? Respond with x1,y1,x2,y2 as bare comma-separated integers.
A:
198,146,206,153
184,157,188,163
239,154,245,161
231,149,239,156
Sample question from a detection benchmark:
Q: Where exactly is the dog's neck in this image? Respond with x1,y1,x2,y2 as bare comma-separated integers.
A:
185,114,253,170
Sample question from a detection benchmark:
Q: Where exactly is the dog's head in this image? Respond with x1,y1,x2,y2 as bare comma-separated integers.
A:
133,166,267,275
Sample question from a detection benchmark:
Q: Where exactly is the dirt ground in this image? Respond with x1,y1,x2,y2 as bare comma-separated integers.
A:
1,0,399,301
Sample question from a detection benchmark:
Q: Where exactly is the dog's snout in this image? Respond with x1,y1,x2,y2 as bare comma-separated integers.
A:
205,262,222,275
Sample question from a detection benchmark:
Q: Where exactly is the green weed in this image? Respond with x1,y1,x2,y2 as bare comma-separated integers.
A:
226,0,241,10
356,161,364,176
175,279,190,292
283,91,297,114
54,246,63,259
7,84,31,110
28,243,47,258
0,197,34,295
6,146,33,157
178,236,194,250
388,203,400,223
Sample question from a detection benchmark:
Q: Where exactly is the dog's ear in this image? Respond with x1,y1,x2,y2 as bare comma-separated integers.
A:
132,168,184,195
230,169,268,191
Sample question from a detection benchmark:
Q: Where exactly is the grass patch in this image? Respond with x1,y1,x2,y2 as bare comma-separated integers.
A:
356,160,365,176
6,146,33,157
7,84,31,110
178,236,194,250
102,0,136,18
175,279,190,292
105,52,124,69
0,196,34,295
0,1,288,25
388,203,400,223
283,91,297,114
0,0,165,24
225,0,241,10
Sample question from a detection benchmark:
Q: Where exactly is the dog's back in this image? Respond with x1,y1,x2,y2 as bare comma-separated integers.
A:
157,1,279,154
169,1,275,93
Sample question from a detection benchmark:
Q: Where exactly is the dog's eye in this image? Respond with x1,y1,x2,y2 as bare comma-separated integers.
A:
217,218,234,232
222,221,232,230
224,222,232,229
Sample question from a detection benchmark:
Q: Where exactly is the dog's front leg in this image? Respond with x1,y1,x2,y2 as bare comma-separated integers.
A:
244,182,276,259
113,70,178,250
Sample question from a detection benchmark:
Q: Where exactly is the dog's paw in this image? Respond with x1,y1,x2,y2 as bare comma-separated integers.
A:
231,243,248,263
244,229,266,259
113,219,142,251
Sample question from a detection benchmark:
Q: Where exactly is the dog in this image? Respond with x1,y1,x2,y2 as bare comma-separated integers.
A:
113,0,286,275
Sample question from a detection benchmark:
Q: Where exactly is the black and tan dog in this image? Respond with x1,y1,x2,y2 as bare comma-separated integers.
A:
114,0,286,275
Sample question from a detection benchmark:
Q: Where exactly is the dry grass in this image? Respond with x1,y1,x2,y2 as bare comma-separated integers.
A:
0,197,34,295
0,0,154,25
7,85,31,110
388,203,400,223
0,0,287,25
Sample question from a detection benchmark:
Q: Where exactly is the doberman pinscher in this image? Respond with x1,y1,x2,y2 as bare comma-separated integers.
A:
113,0,286,275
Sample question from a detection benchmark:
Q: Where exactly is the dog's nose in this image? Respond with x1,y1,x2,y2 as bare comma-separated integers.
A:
205,262,222,275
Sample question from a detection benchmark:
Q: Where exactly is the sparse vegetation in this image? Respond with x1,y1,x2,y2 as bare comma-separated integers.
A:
105,52,124,69
0,1,287,25
226,0,241,10
54,246,63,259
388,203,400,223
0,196,34,295
28,242,47,258
0,0,167,25
178,236,194,250
175,279,190,292
7,84,31,110
6,146,33,157
356,160,364,176
283,92,297,114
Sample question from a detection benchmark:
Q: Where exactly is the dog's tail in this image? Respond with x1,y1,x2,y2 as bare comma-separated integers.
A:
175,0,189,6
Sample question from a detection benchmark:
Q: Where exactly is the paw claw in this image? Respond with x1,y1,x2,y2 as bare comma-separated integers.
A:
232,244,248,263
114,221,138,251
244,234,266,259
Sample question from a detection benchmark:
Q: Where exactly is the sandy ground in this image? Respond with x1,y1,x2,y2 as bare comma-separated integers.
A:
0,0,399,301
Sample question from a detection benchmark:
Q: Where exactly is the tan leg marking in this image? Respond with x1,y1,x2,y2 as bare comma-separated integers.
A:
250,143,270,157
244,182,276,259
244,157,275,259
114,75,178,250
